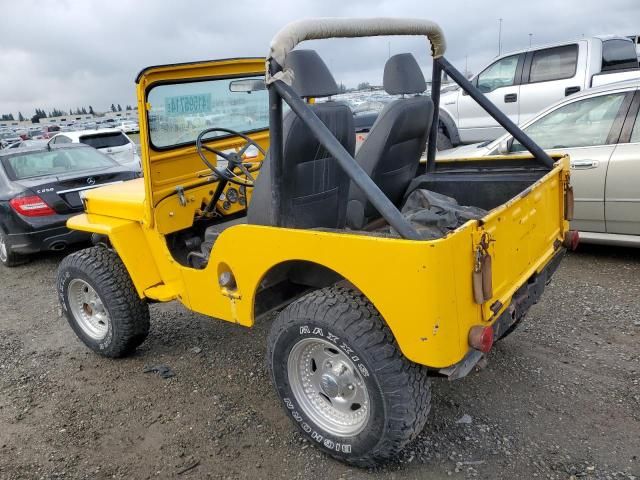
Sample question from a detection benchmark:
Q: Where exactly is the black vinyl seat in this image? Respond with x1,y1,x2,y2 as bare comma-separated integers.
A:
247,49,355,229
346,53,434,230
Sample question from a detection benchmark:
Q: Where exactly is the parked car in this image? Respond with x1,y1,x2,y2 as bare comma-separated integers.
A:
101,118,118,128
0,131,21,149
15,129,29,140
49,129,141,173
439,35,640,147
628,34,640,64
5,140,48,150
439,79,640,246
115,120,140,134
42,125,61,137
0,144,139,266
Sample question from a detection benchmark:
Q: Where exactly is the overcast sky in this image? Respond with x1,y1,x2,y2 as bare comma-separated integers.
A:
1,0,639,117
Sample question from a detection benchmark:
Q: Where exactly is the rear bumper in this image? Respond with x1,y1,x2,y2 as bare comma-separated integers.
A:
1,203,90,254
440,248,566,380
7,225,90,254
492,247,565,340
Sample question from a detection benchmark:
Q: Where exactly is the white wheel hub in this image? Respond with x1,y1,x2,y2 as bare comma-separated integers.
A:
67,279,110,341
287,337,370,437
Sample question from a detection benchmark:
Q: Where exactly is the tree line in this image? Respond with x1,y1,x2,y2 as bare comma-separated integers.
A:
1,104,135,124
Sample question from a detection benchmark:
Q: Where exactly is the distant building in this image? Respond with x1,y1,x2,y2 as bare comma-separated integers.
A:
0,120,33,129
102,110,139,121
2,106,139,129
41,114,94,125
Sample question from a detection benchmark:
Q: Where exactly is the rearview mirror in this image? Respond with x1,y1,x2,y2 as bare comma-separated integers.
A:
229,79,266,94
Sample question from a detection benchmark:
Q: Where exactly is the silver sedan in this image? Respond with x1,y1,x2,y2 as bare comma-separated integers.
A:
439,79,640,247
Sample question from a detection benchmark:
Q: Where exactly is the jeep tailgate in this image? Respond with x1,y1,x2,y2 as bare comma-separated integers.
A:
475,155,570,321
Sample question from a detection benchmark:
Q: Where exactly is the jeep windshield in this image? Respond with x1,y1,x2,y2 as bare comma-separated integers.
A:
146,75,269,149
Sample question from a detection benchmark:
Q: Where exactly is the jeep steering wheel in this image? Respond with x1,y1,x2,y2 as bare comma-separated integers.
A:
196,127,266,187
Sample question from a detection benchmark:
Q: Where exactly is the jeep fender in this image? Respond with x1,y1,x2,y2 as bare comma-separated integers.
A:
66,213,164,298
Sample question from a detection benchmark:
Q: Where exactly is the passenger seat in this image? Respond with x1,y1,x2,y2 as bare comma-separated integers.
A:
346,53,434,230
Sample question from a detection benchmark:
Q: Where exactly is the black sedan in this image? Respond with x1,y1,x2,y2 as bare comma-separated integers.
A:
0,143,139,267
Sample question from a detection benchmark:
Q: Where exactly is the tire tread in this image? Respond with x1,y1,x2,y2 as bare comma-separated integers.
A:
268,285,431,467
58,247,149,357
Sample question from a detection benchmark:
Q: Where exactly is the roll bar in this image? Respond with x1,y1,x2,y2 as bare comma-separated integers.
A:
265,18,556,239
267,17,446,84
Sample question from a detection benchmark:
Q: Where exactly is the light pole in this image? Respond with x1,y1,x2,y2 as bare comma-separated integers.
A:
529,33,533,47
498,18,503,56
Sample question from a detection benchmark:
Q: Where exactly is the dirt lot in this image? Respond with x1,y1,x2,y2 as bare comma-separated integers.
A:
0,244,638,479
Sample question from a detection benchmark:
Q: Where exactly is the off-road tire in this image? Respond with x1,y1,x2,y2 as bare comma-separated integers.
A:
57,246,150,357
436,130,453,151
0,230,29,268
267,286,431,467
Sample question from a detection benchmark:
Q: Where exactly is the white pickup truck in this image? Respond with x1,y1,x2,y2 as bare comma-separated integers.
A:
629,34,640,63
439,35,640,147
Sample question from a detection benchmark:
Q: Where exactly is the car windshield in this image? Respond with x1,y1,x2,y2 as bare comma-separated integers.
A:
80,132,130,149
1,147,116,180
146,75,269,149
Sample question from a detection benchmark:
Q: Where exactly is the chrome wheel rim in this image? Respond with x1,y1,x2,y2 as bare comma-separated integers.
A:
0,235,7,263
68,279,110,340
287,338,370,437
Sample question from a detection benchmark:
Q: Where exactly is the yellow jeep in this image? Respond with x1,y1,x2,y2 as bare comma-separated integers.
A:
56,18,575,466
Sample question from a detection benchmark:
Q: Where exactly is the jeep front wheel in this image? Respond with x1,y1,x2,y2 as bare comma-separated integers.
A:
267,286,431,467
57,247,150,358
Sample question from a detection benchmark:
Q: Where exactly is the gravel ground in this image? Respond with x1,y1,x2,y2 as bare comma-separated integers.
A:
0,244,638,479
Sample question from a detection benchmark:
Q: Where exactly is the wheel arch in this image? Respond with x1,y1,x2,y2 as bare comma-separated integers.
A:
252,259,381,322
66,213,163,298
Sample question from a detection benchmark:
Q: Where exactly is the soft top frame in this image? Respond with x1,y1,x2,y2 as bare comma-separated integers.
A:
265,17,555,240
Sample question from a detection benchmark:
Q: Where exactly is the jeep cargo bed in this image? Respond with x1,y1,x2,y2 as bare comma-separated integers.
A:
417,155,570,326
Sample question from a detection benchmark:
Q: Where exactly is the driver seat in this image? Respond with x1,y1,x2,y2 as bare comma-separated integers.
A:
247,49,355,229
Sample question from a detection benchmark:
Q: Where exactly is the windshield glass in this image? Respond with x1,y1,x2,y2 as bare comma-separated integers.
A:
2,147,116,180
146,75,269,149
512,92,626,151
80,132,130,149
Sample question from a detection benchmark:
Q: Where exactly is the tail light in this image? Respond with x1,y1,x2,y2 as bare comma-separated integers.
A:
563,230,580,251
10,195,56,217
468,325,494,353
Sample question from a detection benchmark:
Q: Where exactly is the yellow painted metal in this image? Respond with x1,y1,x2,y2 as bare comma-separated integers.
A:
65,57,571,370
135,57,267,226
67,214,164,298
67,155,569,368
82,178,146,222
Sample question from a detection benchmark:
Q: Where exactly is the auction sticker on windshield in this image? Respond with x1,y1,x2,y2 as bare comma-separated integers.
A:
165,94,212,116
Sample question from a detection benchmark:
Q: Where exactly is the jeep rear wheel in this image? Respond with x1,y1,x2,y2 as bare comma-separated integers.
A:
57,246,150,357
267,286,431,467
